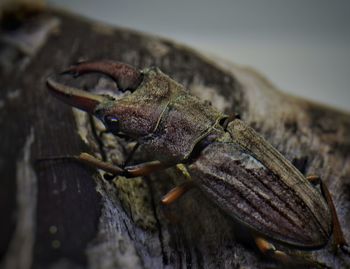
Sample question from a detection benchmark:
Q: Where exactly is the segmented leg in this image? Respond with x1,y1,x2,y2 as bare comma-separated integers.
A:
161,181,195,205
254,236,330,268
254,236,291,263
78,152,169,179
38,152,170,180
306,175,349,253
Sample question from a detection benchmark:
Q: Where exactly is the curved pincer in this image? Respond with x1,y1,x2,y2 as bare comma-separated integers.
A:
62,60,143,91
46,77,113,114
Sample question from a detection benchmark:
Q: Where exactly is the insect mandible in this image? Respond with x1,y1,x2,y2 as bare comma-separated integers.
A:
46,60,349,268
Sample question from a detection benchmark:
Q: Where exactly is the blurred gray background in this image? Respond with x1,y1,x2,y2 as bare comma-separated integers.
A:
48,0,350,111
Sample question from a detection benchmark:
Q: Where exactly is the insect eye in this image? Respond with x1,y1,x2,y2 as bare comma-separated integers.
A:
104,115,119,132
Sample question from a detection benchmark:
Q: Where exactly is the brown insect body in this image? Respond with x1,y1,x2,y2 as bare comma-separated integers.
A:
95,67,225,163
190,133,331,249
47,63,333,251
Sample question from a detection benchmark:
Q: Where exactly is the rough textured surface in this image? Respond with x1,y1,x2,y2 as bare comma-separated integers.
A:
0,5,349,269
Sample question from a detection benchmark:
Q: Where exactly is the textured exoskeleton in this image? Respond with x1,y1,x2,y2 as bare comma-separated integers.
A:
47,60,348,267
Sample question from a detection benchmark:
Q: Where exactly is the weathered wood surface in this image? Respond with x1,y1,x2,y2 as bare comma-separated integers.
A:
0,6,349,269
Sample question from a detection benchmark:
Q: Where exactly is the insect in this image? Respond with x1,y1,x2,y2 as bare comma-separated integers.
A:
47,60,348,268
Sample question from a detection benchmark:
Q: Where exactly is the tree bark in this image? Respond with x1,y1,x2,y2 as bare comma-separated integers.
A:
0,5,349,269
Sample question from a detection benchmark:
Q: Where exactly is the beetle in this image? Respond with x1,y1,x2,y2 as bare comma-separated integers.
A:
46,60,348,268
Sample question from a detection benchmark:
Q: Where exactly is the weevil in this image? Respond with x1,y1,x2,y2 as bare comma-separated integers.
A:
46,60,348,268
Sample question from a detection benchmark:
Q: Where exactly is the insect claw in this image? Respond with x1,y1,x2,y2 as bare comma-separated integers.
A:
59,60,143,91
46,76,110,113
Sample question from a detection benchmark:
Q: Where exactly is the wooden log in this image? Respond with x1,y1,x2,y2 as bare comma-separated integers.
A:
0,5,349,269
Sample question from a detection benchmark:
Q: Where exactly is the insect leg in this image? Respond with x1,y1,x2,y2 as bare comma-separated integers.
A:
306,175,349,253
254,236,290,263
254,236,330,268
161,181,195,205
78,152,170,179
